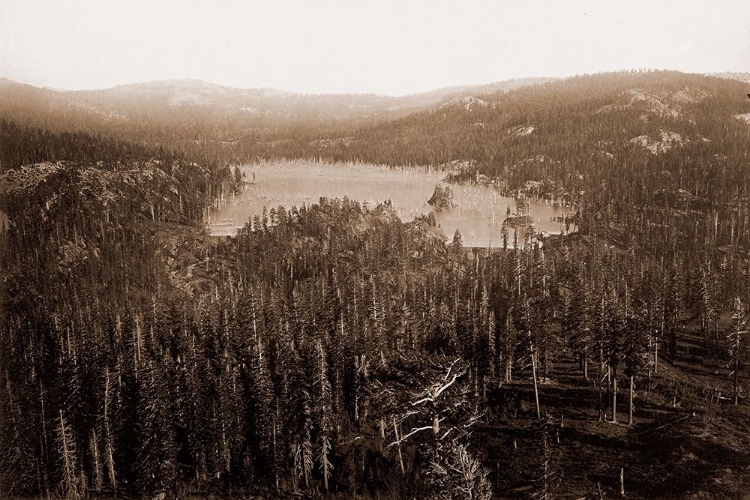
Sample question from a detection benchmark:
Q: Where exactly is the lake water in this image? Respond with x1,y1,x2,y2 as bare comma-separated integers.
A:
207,161,574,247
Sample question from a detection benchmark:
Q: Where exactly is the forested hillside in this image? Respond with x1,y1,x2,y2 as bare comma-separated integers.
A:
0,77,549,168
2,71,750,499
244,71,750,259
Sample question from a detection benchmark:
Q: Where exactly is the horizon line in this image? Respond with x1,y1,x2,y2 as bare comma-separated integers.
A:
3,68,746,98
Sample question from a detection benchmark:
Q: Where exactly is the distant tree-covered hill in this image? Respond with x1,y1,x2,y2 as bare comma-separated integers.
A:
242,70,750,255
0,76,552,177
0,76,550,142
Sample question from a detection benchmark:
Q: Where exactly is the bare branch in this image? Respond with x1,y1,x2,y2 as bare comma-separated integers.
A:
444,358,461,381
411,396,433,406
411,371,464,406
433,372,463,400
387,417,446,448
396,410,419,425
387,425,433,447
439,427,455,440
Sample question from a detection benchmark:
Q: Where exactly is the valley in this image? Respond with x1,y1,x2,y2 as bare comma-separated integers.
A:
2,70,750,500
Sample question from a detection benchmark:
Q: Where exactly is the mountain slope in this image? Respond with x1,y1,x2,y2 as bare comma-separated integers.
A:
269,70,749,197
242,70,750,257
0,76,551,131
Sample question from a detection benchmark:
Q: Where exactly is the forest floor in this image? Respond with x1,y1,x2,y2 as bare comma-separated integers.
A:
478,328,750,499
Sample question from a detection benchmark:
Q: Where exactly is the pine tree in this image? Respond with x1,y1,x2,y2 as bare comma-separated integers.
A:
289,378,314,492
728,297,748,405
56,409,83,500
135,360,177,494
699,261,720,351
102,366,118,491
313,339,334,491
89,429,103,493
623,316,650,425
424,441,493,500
247,331,275,483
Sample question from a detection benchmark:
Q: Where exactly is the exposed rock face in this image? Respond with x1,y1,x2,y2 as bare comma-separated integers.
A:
629,130,686,154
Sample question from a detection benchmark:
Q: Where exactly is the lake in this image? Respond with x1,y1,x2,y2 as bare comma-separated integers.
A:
207,160,574,247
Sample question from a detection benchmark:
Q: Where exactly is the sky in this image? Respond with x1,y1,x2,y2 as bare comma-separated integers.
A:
1,0,749,96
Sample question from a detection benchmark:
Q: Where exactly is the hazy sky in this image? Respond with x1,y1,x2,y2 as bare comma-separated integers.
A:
1,0,749,95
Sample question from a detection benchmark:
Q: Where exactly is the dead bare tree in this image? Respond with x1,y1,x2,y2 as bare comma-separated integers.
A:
366,353,492,499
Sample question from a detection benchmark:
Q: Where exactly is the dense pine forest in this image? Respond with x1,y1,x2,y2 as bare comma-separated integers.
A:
2,70,750,499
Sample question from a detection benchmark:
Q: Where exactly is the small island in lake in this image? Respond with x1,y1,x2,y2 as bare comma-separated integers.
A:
502,214,534,228
427,184,456,211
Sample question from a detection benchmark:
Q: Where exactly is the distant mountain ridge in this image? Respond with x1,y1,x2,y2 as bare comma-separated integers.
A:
0,76,553,130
